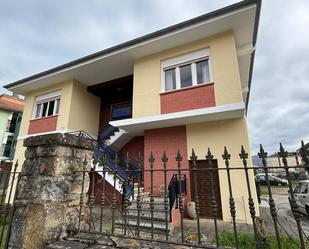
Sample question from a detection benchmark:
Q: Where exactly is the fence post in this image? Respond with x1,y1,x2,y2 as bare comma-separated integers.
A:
8,133,96,249
222,146,239,249
239,145,259,249
149,152,155,240
205,148,219,247
176,151,185,243
190,149,201,245
162,151,169,241
278,143,305,249
258,144,282,249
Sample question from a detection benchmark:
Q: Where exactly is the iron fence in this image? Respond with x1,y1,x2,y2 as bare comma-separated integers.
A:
70,142,309,249
0,141,309,249
0,162,20,249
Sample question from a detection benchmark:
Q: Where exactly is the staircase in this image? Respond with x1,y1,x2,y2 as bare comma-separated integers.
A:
115,183,170,237
94,124,140,198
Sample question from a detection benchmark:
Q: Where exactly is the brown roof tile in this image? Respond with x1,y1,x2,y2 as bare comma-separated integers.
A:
0,94,24,112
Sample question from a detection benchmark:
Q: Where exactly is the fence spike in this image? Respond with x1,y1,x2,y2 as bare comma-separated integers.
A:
206,147,214,161
162,151,168,163
299,140,309,170
176,150,182,162
190,149,197,161
149,151,155,164
239,145,248,160
222,146,231,160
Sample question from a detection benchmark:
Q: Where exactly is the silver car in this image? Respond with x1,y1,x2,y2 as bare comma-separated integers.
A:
292,180,309,215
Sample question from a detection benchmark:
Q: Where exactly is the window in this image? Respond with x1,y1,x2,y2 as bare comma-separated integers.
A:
196,59,210,84
165,68,176,91
33,91,61,119
3,135,13,157
180,64,192,88
162,48,212,92
111,102,132,121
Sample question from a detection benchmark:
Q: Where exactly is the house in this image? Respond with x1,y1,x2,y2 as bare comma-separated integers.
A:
4,0,261,224
0,94,24,161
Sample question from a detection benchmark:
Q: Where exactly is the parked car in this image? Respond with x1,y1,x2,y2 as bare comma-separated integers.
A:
255,173,288,186
291,180,309,216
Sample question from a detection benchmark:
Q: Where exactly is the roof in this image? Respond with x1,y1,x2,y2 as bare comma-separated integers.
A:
0,94,24,112
4,0,261,110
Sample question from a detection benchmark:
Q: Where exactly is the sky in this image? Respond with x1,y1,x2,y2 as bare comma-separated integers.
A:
0,0,309,155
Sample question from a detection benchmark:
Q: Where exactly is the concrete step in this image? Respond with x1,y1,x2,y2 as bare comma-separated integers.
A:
133,187,144,192
127,209,169,220
115,219,169,234
126,214,168,223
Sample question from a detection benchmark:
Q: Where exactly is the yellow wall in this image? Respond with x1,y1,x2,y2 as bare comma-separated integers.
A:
13,79,100,166
186,118,259,223
133,31,243,118
67,80,101,136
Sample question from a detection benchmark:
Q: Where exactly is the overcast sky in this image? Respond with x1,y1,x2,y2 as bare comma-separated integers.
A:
1,0,309,155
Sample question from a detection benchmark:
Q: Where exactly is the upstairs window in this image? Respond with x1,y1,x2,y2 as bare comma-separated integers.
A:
33,91,61,119
162,48,212,92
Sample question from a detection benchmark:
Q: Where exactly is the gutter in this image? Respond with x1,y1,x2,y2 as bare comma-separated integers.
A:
4,0,259,90
245,0,262,114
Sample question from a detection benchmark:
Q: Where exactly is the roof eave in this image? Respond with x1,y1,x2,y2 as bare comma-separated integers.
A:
4,0,260,91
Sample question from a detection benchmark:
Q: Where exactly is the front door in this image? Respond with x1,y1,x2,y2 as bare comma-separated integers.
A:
190,160,222,219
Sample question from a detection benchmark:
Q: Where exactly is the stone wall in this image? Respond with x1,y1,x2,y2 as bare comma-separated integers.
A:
9,133,97,249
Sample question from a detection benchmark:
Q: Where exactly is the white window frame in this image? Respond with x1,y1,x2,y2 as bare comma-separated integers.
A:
161,48,213,92
32,90,61,119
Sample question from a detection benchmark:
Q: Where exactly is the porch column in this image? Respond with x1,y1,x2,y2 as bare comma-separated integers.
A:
8,133,96,249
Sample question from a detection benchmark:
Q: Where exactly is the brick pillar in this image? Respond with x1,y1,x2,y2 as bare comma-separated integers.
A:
8,133,97,249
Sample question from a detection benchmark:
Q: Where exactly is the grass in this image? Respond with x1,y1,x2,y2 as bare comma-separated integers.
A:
0,223,9,249
217,230,306,249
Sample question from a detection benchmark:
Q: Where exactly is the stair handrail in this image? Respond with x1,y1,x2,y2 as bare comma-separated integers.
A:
168,174,187,222
98,125,142,173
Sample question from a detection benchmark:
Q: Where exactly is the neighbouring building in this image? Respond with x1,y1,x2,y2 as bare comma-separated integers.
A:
0,94,24,161
4,0,261,224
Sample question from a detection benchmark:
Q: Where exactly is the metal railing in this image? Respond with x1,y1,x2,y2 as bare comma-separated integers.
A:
0,161,20,249
70,142,309,249
2,139,309,249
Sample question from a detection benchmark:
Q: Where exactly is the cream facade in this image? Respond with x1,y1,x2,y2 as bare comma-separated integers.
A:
5,0,261,224
133,32,243,118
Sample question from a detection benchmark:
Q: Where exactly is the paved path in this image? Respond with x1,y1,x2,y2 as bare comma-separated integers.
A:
44,232,211,249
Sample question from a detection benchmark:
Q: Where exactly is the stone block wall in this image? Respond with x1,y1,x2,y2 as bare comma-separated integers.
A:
9,133,97,249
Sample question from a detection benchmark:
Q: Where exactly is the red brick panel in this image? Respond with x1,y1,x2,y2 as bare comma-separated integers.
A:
120,136,144,163
90,172,122,207
160,83,215,114
28,116,58,135
144,126,191,220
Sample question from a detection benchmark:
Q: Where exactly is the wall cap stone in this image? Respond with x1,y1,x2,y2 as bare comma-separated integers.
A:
23,133,97,150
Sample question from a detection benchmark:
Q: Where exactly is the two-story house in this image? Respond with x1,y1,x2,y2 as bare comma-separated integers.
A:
4,0,261,224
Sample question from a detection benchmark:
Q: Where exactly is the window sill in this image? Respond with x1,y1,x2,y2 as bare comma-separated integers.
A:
30,115,59,122
160,82,214,95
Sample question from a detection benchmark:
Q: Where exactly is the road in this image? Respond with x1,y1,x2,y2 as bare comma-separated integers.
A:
260,195,309,238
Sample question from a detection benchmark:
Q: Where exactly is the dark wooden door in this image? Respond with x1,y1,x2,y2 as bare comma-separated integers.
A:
190,160,222,219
